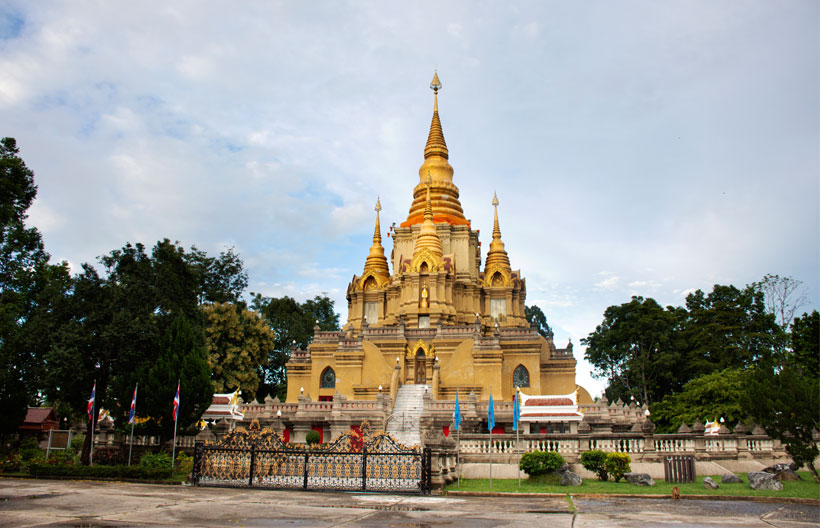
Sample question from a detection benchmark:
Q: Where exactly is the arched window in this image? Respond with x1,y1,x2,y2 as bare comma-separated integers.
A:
513,365,530,388
320,367,336,389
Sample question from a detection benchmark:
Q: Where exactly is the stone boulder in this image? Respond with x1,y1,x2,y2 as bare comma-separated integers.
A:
624,472,655,486
775,469,801,481
748,471,783,491
561,471,583,487
557,463,571,475
721,473,743,484
703,476,719,489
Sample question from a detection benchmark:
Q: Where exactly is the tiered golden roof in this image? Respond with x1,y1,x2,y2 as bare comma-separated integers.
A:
403,71,468,227
360,197,390,289
484,192,512,286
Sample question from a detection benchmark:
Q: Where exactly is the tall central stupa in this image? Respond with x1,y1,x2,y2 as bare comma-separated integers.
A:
286,73,590,405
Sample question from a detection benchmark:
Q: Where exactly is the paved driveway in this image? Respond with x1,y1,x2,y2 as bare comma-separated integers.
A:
0,479,817,527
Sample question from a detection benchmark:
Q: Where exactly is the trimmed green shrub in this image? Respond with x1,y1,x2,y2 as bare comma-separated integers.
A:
305,430,321,445
580,450,609,481
604,452,631,482
520,450,565,477
28,463,172,480
139,452,172,471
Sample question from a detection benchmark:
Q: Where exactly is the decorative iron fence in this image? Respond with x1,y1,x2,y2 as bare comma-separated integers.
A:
191,424,431,494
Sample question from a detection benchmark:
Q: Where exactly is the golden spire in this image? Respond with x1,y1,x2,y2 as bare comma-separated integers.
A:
484,191,511,285
403,71,468,227
361,196,390,287
411,174,444,270
425,71,448,160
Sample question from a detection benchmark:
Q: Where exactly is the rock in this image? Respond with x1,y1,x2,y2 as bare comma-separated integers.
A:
775,469,801,481
557,463,571,475
561,471,583,486
763,463,792,474
624,472,655,486
748,471,783,491
703,476,719,489
721,473,743,484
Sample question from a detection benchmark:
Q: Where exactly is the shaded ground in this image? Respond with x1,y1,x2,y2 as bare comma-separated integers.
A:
0,479,817,527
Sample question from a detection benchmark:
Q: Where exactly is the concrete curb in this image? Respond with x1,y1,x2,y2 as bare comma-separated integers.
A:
445,490,820,505
0,474,186,486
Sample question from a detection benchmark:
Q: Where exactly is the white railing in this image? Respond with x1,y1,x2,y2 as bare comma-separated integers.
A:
590,437,645,454
654,437,695,453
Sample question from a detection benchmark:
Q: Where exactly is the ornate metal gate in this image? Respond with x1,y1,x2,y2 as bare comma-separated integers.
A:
192,423,431,494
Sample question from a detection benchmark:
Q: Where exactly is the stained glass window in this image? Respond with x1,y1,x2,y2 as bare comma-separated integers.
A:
513,365,529,388
320,367,336,389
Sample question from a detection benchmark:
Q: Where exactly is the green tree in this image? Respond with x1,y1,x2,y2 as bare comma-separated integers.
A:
745,363,819,482
682,284,784,378
186,246,248,304
204,302,274,400
525,304,552,339
0,138,69,435
251,294,340,400
140,314,213,441
789,310,819,378
582,296,679,405
649,368,749,433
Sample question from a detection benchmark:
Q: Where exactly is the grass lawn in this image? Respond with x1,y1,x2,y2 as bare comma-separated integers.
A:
445,472,820,500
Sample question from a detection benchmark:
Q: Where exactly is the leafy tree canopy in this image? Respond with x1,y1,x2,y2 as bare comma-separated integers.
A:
204,302,274,400
525,304,552,339
649,368,749,433
251,294,340,401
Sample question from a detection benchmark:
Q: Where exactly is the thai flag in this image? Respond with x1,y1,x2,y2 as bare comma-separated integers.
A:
87,381,96,421
172,382,180,421
512,389,520,432
128,384,138,424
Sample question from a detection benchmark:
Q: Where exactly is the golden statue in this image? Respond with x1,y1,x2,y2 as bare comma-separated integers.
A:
420,285,429,308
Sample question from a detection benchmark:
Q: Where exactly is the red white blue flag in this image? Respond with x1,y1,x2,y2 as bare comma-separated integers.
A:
172,382,180,421
128,384,138,424
87,381,96,421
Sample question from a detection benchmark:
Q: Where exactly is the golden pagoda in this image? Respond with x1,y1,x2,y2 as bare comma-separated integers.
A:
286,73,591,405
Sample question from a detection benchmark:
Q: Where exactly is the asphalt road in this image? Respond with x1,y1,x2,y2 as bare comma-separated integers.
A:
0,479,817,527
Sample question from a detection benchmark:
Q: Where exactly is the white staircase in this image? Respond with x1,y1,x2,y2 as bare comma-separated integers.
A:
387,384,430,447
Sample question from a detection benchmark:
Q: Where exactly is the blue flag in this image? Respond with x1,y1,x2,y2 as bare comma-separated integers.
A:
512,389,520,432
488,392,495,432
453,389,461,431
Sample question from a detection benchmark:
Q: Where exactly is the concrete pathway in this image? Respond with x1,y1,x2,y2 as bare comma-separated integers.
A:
0,479,817,527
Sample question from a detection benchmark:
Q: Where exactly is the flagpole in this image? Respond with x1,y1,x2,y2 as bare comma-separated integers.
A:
516,388,520,489
171,380,179,467
128,383,137,466
489,386,493,490
90,379,96,466
456,386,460,489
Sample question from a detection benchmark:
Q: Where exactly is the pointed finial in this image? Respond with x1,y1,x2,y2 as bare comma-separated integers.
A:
492,191,499,208
430,70,441,93
375,196,382,213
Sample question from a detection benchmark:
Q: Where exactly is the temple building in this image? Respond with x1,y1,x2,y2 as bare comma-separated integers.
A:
286,73,592,410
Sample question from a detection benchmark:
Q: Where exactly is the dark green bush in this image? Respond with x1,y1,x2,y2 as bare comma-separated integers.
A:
94,447,126,466
580,450,609,480
604,452,631,482
139,452,173,471
28,463,172,480
519,450,565,477
305,430,321,445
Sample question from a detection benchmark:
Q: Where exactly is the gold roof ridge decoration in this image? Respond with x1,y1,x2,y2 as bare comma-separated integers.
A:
360,196,390,290
403,70,468,227
484,191,512,286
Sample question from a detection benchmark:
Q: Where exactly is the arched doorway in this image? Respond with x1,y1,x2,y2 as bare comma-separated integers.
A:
414,349,426,384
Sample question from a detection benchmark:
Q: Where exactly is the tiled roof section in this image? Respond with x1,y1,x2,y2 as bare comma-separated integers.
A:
212,396,231,405
24,407,56,424
524,398,573,407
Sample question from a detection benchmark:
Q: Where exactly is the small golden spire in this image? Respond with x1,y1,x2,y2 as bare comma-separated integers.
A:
362,195,390,287
484,192,511,285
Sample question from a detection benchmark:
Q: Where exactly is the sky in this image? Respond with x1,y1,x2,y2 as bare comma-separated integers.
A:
1,1,817,397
